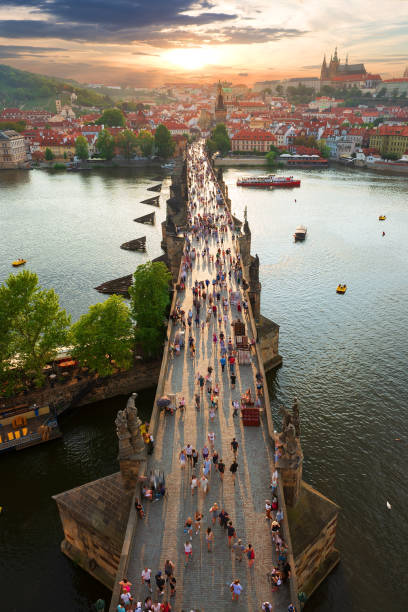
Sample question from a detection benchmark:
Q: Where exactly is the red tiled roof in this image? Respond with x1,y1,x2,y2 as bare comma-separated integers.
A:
231,129,276,141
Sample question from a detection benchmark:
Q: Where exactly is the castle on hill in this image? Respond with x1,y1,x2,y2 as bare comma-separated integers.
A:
320,48,366,81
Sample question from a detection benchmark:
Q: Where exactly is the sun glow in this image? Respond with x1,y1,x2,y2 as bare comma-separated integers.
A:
163,47,219,70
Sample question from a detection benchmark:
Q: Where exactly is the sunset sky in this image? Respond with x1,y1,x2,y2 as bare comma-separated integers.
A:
0,0,408,86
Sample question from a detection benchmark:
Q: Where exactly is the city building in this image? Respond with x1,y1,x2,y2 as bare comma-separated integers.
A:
214,81,227,123
231,129,276,152
320,49,381,90
369,125,408,157
0,130,28,169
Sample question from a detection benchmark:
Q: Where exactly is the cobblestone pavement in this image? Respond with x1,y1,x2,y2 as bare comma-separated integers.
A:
126,147,290,611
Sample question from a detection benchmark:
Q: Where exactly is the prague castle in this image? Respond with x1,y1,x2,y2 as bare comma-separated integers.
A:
320,48,381,89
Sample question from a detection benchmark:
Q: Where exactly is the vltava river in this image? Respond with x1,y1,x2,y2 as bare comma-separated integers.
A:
0,166,407,611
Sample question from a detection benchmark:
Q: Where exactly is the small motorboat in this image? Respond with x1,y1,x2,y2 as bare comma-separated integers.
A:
336,284,347,294
12,259,27,267
379,215,386,221
294,225,307,241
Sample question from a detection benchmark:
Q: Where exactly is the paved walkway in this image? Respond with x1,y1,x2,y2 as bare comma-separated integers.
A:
126,145,290,611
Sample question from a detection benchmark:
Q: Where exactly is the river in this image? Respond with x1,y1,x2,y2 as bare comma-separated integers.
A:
0,166,407,611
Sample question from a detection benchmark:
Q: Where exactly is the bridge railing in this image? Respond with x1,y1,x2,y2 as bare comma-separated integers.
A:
207,152,299,608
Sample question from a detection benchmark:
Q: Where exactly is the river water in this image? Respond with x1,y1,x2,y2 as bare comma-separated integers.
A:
0,166,407,611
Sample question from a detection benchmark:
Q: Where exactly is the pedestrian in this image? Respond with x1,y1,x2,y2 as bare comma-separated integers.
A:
232,538,245,562
229,459,238,484
227,521,237,546
191,473,198,495
184,540,192,565
203,457,211,477
119,578,132,593
219,508,229,529
185,444,193,464
265,499,272,520
230,372,236,389
230,579,243,601
212,449,219,468
192,448,198,468
208,431,215,448
220,356,226,372
155,571,165,597
231,437,239,458
209,502,219,524
245,543,255,567
262,603,273,612
162,600,172,611
206,526,214,552
200,473,209,495
141,568,152,592
232,400,239,417
179,449,186,469
218,458,225,481
168,574,177,597
164,559,175,580
120,590,133,609
117,604,126,612
184,516,193,540
144,596,152,611
194,510,203,534
202,444,209,460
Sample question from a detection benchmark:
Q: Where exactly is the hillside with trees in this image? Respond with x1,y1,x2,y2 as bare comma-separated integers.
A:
0,64,113,111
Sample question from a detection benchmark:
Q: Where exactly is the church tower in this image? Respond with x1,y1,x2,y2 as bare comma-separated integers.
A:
320,54,329,81
214,81,227,123
404,66,408,78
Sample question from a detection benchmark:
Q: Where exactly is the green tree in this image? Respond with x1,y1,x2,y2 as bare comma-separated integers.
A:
45,147,54,161
265,150,277,166
96,108,126,127
96,128,115,160
75,135,89,161
128,261,172,357
154,124,176,159
136,129,154,157
209,123,231,156
71,295,133,377
317,141,331,159
116,129,138,159
0,271,70,387
206,139,218,156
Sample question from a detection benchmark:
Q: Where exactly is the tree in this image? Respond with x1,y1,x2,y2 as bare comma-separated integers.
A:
209,123,231,156
45,147,54,161
154,124,176,159
128,261,172,357
0,271,70,386
136,129,154,157
96,108,126,127
265,150,277,166
71,295,133,377
116,129,138,159
75,135,89,161
317,141,331,159
96,128,115,160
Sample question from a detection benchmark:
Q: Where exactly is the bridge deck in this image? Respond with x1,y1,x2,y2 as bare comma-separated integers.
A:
126,147,290,611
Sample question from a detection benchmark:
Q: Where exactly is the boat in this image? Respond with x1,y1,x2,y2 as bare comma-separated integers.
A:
12,259,26,267
237,174,301,188
161,162,175,169
379,215,386,221
336,284,347,294
293,226,307,241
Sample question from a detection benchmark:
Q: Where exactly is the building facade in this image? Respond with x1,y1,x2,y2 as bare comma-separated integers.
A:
231,129,276,152
369,125,408,157
0,130,28,169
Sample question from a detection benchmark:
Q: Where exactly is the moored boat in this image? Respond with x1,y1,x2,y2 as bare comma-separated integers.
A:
12,259,26,267
336,284,347,294
379,215,386,221
293,225,307,241
237,174,301,188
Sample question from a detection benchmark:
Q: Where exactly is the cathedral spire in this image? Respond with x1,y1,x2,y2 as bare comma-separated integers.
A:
333,46,338,62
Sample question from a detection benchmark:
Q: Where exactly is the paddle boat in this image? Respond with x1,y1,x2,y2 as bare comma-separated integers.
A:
336,284,347,294
12,259,26,267
379,215,386,221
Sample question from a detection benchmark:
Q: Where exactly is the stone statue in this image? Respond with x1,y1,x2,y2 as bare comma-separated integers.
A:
126,394,145,456
285,423,297,455
115,409,129,441
292,397,301,437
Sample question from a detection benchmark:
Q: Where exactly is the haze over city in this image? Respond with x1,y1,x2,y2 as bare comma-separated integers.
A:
1,0,408,85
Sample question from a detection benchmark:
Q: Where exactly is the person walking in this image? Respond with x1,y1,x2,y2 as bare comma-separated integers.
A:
185,444,193,464
232,538,245,562
194,510,203,535
191,473,198,495
232,400,239,417
179,449,187,469
202,444,209,461
168,574,177,597
192,448,198,468
184,541,192,565
208,431,215,448
229,459,238,484
200,473,209,495
155,571,165,597
212,449,219,469
209,502,219,525
231,437,239,457
230,372,236,389
164,559,175,581
245,543,255,567
220,355,226,372
206,526,214,552
230,579,243,601
141,568,152,592
203,457,211,477
227,521,237,547
218,458,225,481
184,517,193,540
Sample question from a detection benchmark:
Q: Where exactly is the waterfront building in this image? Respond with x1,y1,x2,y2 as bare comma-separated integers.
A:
231,128,276,152
369,125,408,157
0,129,28,169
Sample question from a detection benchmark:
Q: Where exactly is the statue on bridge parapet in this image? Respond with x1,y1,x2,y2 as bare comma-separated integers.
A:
116,393,146,490
276,398,303,507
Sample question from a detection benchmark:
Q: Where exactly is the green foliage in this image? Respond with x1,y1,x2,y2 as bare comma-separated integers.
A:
0,120,26,132
71,295,133,377
116,129,138,159
293,135,318,148
53,163,66,170
75,135,89,160
136,129,154,157
208,123,231,156
96,128,115,160
45,147,54,161
0,271,70,389
154,124,176,159
265,150,277,166
129,261,171,357
381,152,400,161
96,108,126,127
286,84,315,105
317,141,330,159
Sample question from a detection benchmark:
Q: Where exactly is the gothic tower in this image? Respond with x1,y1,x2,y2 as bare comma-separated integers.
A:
214,80,227,123
320,54,329,80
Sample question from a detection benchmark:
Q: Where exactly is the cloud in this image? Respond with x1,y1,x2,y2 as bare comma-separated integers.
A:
238,72,248,76
132,51,159,56
0,44,66,58
301,64,321,69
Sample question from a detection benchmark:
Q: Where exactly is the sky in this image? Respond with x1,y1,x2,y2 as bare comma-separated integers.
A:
0,0,408,87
